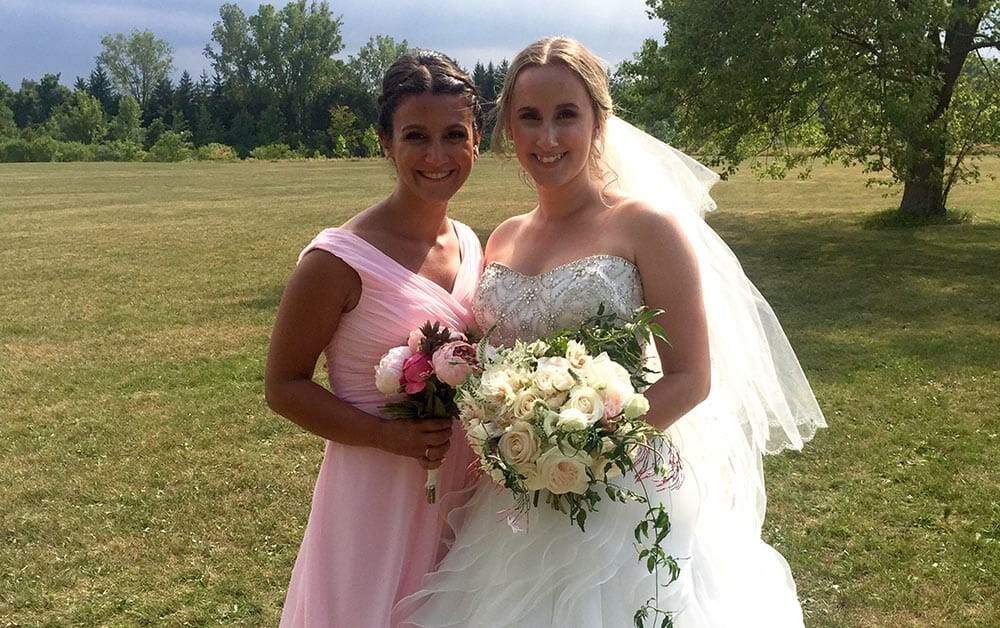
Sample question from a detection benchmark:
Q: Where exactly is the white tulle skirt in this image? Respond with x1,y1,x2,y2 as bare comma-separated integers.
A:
393,398,805,628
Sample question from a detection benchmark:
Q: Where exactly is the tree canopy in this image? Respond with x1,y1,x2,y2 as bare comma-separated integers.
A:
97,30,174,109
623,0,1000,218
349,35,410,97
205,0,343,137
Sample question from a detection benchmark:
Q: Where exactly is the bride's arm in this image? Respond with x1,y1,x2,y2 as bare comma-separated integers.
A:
264,249,452,469
626,203,711,430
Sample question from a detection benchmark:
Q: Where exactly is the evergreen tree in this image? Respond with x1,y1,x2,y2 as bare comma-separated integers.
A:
145,77,174,127
174,71,197,128
87,65,118,115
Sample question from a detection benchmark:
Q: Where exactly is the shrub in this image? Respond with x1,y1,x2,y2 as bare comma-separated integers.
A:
93,140,147,162
145,130,194,162
196,143,239,161
249,142,300,160
0,136,59,162
54,141,96,162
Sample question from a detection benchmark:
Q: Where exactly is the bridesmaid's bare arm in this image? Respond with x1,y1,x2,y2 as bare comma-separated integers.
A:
264,249,452,468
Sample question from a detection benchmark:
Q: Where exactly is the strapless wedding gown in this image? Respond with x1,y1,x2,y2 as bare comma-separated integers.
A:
393,256,805,628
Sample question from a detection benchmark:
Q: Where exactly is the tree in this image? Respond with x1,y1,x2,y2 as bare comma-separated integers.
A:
145,77,175,126
205,1,344,139
107,94,145,144
361,124,381,157
98,30,174,109
174,71,197,127
11,74,71,128
625,0,1000,219
0,100,16,140
328,104,358,155
348,34,409,96
54,91,107,143
86,65,118,115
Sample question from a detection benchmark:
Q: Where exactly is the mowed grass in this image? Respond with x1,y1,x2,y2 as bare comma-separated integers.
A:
1,157,997,626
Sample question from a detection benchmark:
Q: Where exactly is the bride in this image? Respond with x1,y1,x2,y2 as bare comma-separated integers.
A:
394,36,826,627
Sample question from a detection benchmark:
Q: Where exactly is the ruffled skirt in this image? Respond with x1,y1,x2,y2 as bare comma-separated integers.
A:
393,401,805,627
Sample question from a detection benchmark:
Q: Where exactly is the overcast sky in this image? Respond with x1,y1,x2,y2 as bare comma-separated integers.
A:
0,0,666,88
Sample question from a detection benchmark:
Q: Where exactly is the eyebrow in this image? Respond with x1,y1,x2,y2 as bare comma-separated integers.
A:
516,103,581,113
399,123,469,133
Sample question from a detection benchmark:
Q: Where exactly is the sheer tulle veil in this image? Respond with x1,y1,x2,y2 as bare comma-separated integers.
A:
601,115,826,528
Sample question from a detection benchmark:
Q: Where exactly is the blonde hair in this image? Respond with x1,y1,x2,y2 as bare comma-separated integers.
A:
491,37,613,175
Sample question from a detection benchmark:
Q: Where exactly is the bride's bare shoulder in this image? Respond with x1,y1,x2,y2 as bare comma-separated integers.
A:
605,196,695,272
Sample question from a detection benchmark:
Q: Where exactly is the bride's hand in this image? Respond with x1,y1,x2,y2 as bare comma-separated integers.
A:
377,417,453,470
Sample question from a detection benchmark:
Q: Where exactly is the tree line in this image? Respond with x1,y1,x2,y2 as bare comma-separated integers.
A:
2,0,997,218
0,1,508,163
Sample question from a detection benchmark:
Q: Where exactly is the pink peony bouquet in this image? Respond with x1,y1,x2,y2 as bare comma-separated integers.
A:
374,321,478,502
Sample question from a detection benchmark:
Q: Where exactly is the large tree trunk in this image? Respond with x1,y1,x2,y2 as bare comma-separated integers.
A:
896,2,986,220
898,144,947,218
899,172,946,218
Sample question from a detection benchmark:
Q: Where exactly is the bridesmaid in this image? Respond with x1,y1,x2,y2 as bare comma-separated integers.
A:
264,50,484,627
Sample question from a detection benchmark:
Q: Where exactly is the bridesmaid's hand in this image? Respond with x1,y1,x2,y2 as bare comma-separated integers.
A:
377,418,453,470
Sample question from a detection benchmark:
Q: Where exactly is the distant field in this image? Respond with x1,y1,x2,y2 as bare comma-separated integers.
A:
1,157,998,626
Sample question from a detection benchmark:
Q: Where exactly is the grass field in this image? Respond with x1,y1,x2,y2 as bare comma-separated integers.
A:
1,157,998,627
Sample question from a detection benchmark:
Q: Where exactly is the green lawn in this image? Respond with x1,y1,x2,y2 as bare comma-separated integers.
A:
1,158,998,626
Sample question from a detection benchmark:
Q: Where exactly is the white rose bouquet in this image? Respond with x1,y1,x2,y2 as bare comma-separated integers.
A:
457,306,685,627
374,321,478,503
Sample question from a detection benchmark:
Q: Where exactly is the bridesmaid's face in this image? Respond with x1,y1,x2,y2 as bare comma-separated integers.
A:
506,63,599,190
380,92,480,206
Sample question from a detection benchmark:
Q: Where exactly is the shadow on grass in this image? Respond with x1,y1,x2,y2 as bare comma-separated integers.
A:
708,211,1000,383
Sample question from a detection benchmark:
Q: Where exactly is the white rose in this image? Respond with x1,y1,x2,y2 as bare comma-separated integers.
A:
533,357,575,395
498,421,541,466
511,388,544,421
581,353,633,391
374,345,413,394
564,385,604,425
480,366,520,405
536,447,593,495
621,393,651,419
556,407,590,431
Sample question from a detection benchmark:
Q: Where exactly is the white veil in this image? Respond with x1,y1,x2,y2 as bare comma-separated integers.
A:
602,115,826,529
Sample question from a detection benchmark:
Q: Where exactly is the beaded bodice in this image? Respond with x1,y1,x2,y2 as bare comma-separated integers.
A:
473,255,645,346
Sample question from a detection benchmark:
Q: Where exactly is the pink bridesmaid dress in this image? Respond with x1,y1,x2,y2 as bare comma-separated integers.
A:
279,221,483,628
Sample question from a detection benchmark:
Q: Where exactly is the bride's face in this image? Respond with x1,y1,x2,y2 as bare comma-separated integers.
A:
506,63,598,190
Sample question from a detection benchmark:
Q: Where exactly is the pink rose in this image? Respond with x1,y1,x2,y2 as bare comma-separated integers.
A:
431,340,478,387
402,352,434,394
